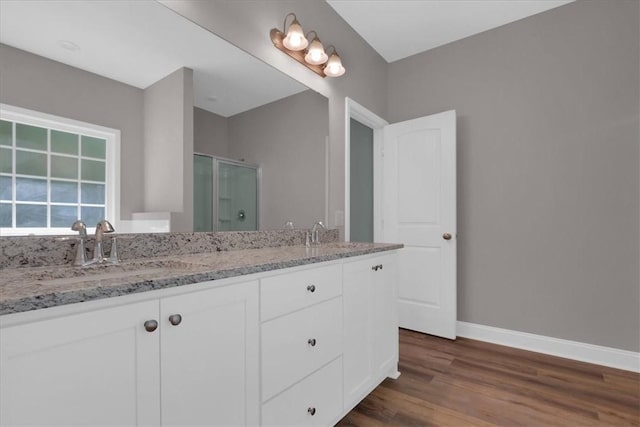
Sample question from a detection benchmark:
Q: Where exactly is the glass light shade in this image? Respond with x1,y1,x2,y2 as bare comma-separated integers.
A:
324,53,346,77
282,20,308,51
304,38,328,65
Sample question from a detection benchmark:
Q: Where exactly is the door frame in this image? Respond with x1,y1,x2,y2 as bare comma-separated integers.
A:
344,97,388,242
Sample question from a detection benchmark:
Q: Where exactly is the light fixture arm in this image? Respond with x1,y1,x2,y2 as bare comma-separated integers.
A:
325,45,337,56
282,12,297,32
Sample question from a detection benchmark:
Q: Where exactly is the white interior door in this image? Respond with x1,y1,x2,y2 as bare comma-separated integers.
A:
382,110,457,339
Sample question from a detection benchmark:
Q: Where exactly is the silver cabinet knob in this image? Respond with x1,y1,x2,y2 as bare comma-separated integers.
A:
307,407,316,416
144,320,158,332
168,314,182,326
308,338,317,347
307,284,316,293
372,265,378,271
443,232,452,240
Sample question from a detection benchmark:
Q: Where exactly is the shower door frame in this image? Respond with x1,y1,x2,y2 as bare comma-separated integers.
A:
194,153,261,232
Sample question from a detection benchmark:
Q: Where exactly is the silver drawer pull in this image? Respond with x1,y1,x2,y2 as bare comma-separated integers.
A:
307,284,316,293
307,338,317,347
144,320,158,332
307,407,316,416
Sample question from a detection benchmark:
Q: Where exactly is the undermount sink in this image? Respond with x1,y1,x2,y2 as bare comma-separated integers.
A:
18,259,209,286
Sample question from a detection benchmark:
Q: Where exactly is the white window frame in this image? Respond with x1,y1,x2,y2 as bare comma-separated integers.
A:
0,104,120,236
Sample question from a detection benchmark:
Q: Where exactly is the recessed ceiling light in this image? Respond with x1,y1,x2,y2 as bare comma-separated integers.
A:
57,40,80,52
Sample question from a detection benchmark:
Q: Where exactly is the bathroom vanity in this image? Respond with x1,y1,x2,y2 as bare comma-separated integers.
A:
0,240,401,426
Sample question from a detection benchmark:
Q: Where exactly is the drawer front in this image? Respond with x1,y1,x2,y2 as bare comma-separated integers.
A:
261,264,342,321
262,297,343,401
262,357,343,427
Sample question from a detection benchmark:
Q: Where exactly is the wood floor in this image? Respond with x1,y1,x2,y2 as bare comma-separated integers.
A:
337,329,640,426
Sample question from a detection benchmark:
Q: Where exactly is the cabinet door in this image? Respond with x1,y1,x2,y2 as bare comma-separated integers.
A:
372,254,398,375
343,257,375,408
0,300,160,426
343,253,398,410
160,281,259,427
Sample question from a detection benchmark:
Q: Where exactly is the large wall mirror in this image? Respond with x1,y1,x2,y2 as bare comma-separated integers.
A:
0,0,328,236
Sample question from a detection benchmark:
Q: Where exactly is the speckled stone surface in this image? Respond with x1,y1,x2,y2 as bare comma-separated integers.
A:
0,229,339,269
0,242,402,316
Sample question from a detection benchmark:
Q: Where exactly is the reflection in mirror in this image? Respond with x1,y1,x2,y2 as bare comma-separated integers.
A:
0,0,329,235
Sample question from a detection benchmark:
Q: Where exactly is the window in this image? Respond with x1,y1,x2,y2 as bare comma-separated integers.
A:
0,105,120,236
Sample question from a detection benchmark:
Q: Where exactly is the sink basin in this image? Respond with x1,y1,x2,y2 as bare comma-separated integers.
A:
16,259,210,286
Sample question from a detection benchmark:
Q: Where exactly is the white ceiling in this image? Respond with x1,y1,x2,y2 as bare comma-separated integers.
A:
327,0,575,63
0,0,307,117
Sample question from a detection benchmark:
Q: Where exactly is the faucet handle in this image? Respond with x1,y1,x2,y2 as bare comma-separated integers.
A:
95,219,115,243
71,220,87,238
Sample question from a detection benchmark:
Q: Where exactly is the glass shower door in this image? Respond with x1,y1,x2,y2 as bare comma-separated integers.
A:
217,161,258,231
193,154,213,232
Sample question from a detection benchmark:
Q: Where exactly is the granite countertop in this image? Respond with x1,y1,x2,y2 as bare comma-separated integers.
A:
0,242,402,316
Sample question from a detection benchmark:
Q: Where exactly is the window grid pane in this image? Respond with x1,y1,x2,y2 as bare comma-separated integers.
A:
0,117,110,231
16,123,47,151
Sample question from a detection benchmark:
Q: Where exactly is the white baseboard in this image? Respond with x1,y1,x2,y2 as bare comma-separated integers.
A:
456,321,640,373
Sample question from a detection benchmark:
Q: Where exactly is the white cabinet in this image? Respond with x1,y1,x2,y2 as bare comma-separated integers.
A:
0,280,259,427
160,281,259,426
260,264,344,426
0,300,161,426
343,253,398,411
0,250,399,427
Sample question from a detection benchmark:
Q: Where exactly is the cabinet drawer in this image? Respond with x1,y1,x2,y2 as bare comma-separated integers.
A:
261,297,343,401
262,357,343,427
261,264,342,321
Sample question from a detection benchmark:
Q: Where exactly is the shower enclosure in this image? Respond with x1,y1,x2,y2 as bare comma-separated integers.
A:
193,154,260,232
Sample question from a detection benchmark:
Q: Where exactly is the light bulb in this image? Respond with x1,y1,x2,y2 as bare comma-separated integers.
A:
282,20,308,51
304,37,328,65
324,52,345,77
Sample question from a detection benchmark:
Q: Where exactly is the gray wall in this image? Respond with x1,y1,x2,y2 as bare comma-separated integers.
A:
227,90,328,230
388,0,640,352
143,67,194,231
194,107,228,157
0,43,144,220
161,0,389,231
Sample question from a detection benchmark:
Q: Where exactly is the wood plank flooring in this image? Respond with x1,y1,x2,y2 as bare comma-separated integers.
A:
337,329,640,426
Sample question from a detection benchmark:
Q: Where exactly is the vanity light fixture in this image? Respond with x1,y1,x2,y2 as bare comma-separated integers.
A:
270,13,345,78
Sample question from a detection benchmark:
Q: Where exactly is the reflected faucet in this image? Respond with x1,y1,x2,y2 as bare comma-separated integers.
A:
311,221,326,245
92,220,115,263
71,220,91,266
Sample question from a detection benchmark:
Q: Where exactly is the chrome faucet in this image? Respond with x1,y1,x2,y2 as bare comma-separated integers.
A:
311,221,326,245
71,220,91,266
92,219,115,263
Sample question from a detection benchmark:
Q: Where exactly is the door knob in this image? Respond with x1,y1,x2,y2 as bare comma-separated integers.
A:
168,314,182,326
443,232,452,240
144,320,158,332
